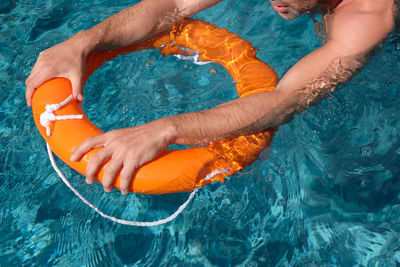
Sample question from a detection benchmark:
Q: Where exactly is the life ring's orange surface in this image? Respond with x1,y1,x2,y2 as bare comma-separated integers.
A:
32,18,278,194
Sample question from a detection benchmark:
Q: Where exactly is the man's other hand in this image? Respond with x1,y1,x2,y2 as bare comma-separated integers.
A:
25,33,88,106
70,119,176,195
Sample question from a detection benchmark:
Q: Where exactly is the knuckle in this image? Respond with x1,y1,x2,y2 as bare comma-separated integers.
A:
104,164,117,177
86,136,95,143
121,164,135,179
132,153,141,164
124,151,137,163
91,151,104,163
25,77,31,86
85,136,97,147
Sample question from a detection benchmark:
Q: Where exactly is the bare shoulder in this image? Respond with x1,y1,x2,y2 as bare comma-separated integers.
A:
326,0,396,55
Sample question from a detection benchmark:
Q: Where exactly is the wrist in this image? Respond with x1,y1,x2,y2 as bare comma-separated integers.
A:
70,30,99,57
158,117,178,145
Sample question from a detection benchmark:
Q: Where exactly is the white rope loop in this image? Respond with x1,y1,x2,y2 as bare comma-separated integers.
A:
47,142,197,226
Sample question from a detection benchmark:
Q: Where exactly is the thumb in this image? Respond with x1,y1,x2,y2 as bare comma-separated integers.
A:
70,74,85,102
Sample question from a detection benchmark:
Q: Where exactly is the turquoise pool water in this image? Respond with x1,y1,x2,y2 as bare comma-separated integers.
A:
1,0,400,265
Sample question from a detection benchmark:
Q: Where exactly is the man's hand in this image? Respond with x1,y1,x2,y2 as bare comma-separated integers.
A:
70,119,176,195
25,33,89,106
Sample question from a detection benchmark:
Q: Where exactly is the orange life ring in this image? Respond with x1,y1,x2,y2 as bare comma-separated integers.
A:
32,18,278,194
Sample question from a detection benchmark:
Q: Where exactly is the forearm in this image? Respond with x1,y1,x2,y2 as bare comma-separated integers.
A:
165,55,364,146
71,0,182,56
165,90,297,145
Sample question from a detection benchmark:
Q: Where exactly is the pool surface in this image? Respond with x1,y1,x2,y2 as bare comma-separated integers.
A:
1,0,400,265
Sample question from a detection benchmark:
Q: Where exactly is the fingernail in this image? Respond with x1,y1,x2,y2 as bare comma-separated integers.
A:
104,187,111,193
86,178,93,184
77,94,84,102
121,190,127,195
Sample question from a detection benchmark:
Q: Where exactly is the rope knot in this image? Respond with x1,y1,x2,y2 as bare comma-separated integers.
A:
40,95,83,136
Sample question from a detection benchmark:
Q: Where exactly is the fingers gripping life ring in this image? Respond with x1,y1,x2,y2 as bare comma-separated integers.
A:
32,18,278,195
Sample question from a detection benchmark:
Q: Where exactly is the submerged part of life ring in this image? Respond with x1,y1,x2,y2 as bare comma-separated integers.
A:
32,18,278,194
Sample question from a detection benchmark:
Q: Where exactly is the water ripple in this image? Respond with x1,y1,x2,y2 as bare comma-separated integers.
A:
1,0,400,265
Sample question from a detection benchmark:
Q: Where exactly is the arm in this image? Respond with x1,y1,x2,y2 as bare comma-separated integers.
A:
71,3,395,194
78,0,222,52
168,42,364,145
25,0,221,105
166,5,396,144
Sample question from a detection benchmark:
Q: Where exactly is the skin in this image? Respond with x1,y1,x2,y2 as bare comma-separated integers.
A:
25,0,396,194
270,0,319,20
